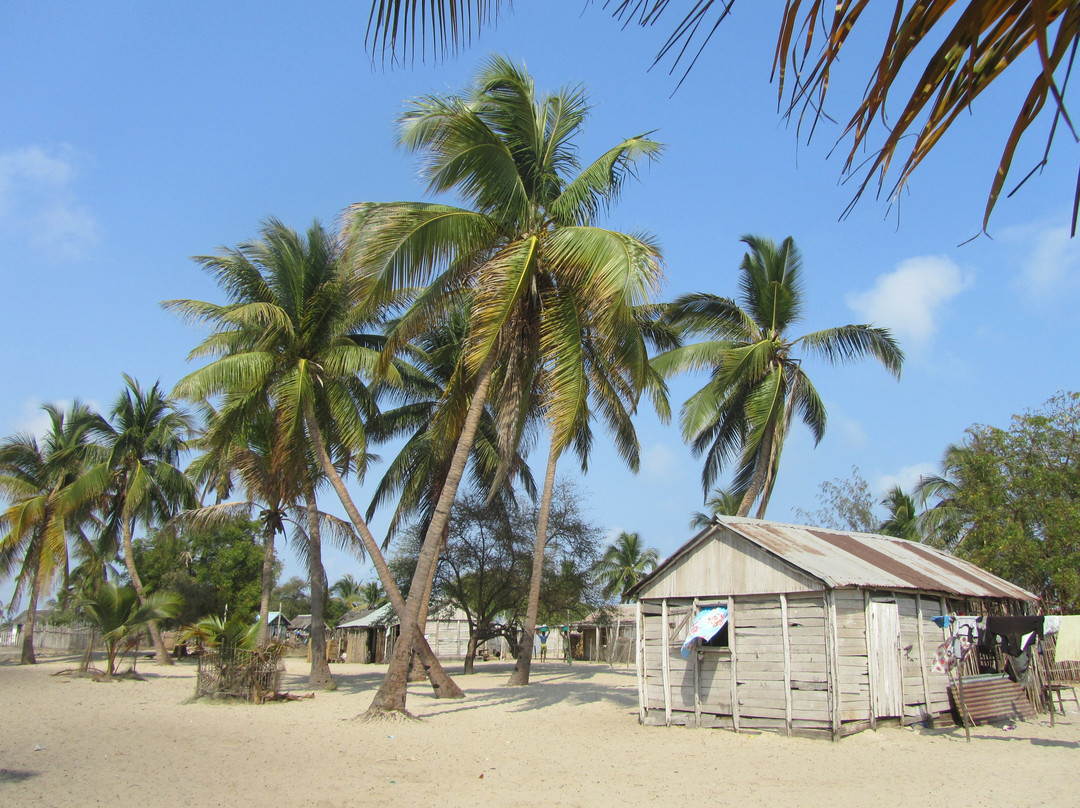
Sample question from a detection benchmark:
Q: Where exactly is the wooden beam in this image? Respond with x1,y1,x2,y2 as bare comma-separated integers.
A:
780,593,792,736
825,590,842,742
863,589,877,730
728,595,740,733
661,599,672,726
635,601,646,723
915,594,933,727
692,599,702,728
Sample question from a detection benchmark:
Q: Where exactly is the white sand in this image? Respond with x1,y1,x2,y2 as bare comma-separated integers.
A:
2,651,1077,807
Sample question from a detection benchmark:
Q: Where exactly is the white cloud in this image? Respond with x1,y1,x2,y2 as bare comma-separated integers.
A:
1018,223,1080,297
875,463,937,497
846,256,971,347
640,442,676,479
0,145,98,260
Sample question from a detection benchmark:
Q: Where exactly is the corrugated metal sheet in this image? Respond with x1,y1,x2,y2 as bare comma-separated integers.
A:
629,516,1036,602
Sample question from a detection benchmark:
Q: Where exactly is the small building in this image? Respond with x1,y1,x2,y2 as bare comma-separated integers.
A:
338,604,396,663
573,604,637,664
628,516,1036,739
261,611,291,639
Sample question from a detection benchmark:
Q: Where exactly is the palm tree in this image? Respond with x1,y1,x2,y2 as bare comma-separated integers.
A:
688,487,743,530
167,219,460,695
879,485,921,541
916,444,971,551
347,56,665,712
331,574,364,609
83,376,197,665
0,403,101,664
593,532,660,602
79,581,181,678
358,580,388,609
653,235,904,518
365,2,1076,232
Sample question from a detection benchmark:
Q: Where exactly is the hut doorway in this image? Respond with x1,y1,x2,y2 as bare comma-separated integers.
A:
867,599,904,717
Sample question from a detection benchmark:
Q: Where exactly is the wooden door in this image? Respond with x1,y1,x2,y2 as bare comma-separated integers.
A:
867,600,904,717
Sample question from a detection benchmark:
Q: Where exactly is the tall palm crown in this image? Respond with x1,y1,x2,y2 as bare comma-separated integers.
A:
347,55,665,464
593,531,660,603
879,485,921,541
654,235,904,518
167,219,380,471
0,403,102,652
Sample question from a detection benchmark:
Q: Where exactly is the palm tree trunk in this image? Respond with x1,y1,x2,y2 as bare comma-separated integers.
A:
302,481,334,690
302,402,463,700
408,521,449,683
737,426,776,518
507,443,558,686
20,577,40,665
120,514,173,665
367,352,497,715
255,527,276,647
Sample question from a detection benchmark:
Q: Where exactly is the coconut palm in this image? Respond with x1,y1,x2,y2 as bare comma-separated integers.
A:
0,402,102,664
81,376,197,665
79,581,181,678
879,485,921,541
167,219,460,695
654,235,904,518
358,580,388,609
331,574,365,609
346,56,665,712
688,487,743,530
366,2,1076,232
593,531,660,603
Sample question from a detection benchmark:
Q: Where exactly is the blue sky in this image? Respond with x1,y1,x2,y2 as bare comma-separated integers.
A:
3,3,1078,602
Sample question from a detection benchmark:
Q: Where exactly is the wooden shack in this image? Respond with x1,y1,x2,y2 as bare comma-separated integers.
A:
628,516,1037,739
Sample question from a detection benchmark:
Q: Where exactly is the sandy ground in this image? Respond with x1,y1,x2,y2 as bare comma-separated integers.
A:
1,649,1078,808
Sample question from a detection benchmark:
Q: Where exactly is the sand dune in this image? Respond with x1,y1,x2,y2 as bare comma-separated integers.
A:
2,652,1077,807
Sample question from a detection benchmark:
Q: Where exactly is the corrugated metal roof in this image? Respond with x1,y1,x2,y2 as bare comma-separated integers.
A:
629,516,1036,601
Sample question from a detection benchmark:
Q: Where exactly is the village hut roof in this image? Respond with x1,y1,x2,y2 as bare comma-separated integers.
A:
291,614,313,630
626,515,1037,602
337,603,395,629
575,604,637,626
5,609,55,627
261,611,290,626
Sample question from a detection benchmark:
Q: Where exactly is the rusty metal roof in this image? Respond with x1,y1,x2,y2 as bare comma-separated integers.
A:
629,516,1036,601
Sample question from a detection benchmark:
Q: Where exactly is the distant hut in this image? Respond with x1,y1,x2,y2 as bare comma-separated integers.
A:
573,604,637,664
338,604,397,663
628,516,1036,739
264,611,291,639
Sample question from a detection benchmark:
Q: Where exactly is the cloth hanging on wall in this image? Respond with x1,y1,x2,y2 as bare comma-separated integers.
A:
932,618,980,674
1055,616,1080,661
680,607,728,658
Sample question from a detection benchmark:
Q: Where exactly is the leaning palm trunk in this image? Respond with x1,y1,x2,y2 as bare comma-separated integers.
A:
408,522,450,683
303,482,334,690
367,356,497,714
303,404,463,700
120,515,173,665
737,425,776,518
255,527,276,647
507,444,558,686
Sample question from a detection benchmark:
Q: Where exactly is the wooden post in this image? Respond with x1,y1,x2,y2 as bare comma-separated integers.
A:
863,590,877,730
915,594,933,726
825,590,842,741
692,599,702,728
780,593,792,736
635,601,646,723
728,595,740,733
661,599,672,726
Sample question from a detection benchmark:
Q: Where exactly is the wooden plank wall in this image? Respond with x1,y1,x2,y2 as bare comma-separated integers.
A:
637,589,957,733
834,589,871,724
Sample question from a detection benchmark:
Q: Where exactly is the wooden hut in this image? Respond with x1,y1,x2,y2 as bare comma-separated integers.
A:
573,605,638,664
628,516,1036,739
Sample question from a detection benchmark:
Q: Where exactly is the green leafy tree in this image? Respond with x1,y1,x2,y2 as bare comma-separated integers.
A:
593,531,660,603
79,581,181,678
133,517,269,628
358,580,388,609
654,235,903,518
0,403,102,664
689,487,744,530
270,576,310,621
938,393,1080,611
349,56,665,710
366,2,1076,232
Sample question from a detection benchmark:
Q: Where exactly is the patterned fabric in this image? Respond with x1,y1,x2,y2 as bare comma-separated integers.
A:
680,607,728,658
